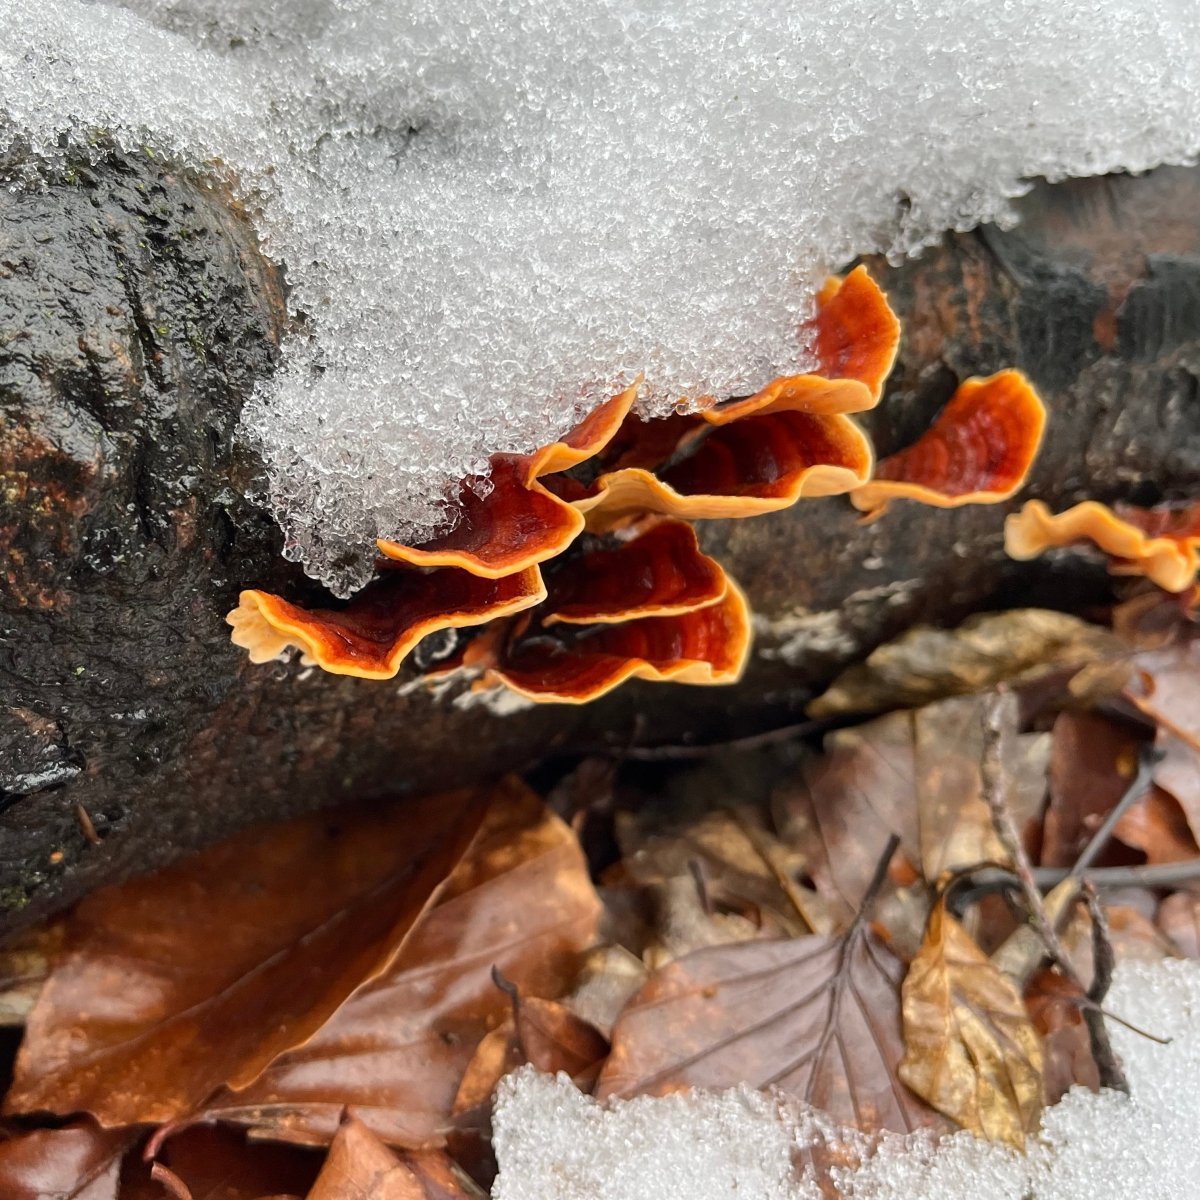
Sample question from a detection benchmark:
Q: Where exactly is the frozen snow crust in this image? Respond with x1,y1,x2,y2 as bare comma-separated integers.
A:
491,958,1200,1200
4,1,1200,593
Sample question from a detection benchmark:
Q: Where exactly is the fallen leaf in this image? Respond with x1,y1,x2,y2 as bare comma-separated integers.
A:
308,1117,481,1200
899,900,1043,1147
127,1126,321,1200
776,711,920,929
807,609,1122,719
1043,710,1146,867
452,986,608,1119
562,945,649,1038
0,1121,134,1200
7,789,488,1127
202,784,601,1148
597,916,947,1137
1111,787,1200,864
1023,968,1100,1105
1157,892,1200,958
778,697,1046,921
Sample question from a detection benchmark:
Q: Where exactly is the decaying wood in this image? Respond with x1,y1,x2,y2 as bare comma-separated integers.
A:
2,150,1200,931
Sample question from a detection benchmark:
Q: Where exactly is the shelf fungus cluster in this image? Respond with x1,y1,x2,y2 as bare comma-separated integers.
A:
1006,499,1200,595
229,267,1048,703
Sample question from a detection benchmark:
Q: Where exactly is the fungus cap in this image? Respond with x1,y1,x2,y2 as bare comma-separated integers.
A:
541,518,729,626
850,369,1046,520
227,565,547,680
377,385,639,578
484,579,752,704
1005,499,1200,593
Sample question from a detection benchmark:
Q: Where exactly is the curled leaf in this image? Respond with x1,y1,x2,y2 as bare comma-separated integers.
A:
202,782,601,1149
851,370,1046,521
6,788,487,1126
899,900,1043,1147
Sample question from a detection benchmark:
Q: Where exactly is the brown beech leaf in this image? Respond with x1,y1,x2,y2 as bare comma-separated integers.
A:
899,900,1043,1148
1043,710,1148,867
777,710,921,929
1023,968,1099,1105
308,1117,480,1200
453,986,609,1118
780,696,1046,911
807,609,1121,719
7,788,489,1127
596,913,947,1137
1157,892,1200,958
0,1120,134,1200
126,1126,321,1200
202,784,602,1149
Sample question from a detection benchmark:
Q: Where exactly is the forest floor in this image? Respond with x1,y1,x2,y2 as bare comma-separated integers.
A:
1,585,1199,1198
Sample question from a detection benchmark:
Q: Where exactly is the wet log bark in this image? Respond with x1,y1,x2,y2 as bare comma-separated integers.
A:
3,151,1200,931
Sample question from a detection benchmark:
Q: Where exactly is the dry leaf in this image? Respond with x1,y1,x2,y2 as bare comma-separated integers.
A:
1023,968,1100,1105
808,609,1121,719
0,1121,133,1200
1111,787,1200,864
597,919,947,1137
776,710,920,929
1043,710,1146,867
899,900,1043,1147
128,1126,320,1200
308,1118,480,1200
1157,892,1200,958
562,945,649,1037
452,988,608,1118
7,788,488,1126
616,790,813,939
202,784,601,1148
782,696,1046,912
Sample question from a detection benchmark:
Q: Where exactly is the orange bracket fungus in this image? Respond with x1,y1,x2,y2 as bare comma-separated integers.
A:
376,385,638,578
849,369,1046,521
478,580,752,705
229,268,1046,703
228,565,546,680
566,266,898,527
1005,499,1200,593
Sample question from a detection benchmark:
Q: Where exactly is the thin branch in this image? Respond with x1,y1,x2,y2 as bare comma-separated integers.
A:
1081,881,1129,1093
1069,746,1162,877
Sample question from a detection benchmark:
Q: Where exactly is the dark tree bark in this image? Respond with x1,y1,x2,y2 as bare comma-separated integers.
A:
2,151,1199,931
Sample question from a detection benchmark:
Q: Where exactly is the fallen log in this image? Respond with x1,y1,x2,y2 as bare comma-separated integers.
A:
3,149,1200,931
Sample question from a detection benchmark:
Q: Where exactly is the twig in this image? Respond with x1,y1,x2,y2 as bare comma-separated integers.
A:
1069,746,1161,876
619,717,830,761
851,832,901,935
979,694,1082,973
966,857,1200,893
1081,881,1129,1093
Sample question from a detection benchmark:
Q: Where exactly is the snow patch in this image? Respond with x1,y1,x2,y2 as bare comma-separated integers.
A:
492,958,1200,1199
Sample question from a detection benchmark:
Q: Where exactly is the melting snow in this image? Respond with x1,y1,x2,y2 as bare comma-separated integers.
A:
491,958,1200,1199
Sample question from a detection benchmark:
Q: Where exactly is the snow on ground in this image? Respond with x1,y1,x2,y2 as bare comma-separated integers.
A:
492,959,1200,1200
3,1,1200,592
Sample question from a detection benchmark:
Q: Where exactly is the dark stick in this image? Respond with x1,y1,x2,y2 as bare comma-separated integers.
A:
1081,882,1130,1094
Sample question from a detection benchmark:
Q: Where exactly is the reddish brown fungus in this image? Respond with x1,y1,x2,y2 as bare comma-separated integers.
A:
1005,498,1200,593
850,369,1046,520
480,581,752,704
227,564,546,680
376,384,638,578
541,519,729,626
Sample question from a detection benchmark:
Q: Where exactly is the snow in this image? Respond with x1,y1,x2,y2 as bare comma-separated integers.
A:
491,958,1200,1200
3,2,1200,593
